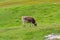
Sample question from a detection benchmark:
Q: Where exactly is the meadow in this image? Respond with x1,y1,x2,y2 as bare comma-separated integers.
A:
0,0,60,3
0,2,60,40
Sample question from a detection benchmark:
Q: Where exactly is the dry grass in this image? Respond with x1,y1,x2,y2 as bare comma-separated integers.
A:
0,0,60,7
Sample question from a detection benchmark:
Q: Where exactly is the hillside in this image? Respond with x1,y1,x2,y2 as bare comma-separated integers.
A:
0,0,60,40
0,0,60,7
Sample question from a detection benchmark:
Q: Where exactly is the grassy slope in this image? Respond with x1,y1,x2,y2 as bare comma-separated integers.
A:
0,4,60,27
0,0,60,7
0,0,60,2
0,4,60,40
0,0,60,40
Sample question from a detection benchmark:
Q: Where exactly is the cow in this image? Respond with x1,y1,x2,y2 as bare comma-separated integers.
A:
21,16,37,27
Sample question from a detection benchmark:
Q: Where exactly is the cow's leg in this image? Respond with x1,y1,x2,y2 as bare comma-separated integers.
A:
21,18,25,27
22,21,25,27
30,22,33,27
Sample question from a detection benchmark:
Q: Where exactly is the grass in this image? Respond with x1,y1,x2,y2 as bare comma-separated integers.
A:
0,4,60,40
0,0,60,2
0,0,60,7
0,4,60,27
0,26,60,40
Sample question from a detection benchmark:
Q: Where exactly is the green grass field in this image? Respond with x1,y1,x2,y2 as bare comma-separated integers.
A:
0,1,60,40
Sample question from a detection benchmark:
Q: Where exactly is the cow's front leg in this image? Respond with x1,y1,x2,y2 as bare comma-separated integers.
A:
30,23,33,27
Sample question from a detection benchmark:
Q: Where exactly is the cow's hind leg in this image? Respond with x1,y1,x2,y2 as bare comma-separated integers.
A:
22,22,25,27
21,18,25,27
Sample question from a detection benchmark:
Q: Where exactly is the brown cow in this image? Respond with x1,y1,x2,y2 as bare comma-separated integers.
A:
21,16,37,27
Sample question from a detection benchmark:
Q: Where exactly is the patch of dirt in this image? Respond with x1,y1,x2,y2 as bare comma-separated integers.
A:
0,1,39,7
0,1,60,7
